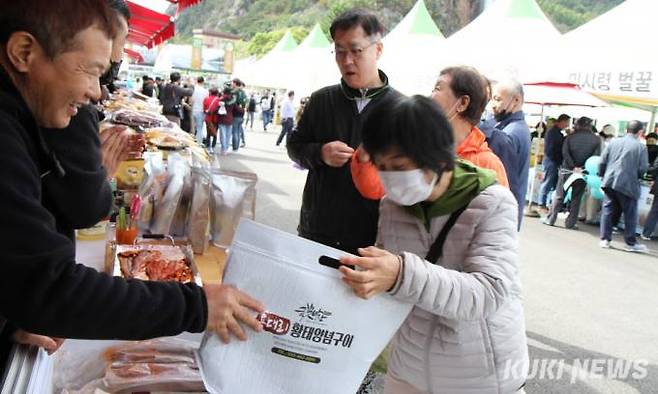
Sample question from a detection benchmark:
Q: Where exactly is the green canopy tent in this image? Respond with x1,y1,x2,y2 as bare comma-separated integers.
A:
379,0,445,95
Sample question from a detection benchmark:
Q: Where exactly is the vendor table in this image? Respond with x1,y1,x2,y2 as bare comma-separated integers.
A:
75,239,228,284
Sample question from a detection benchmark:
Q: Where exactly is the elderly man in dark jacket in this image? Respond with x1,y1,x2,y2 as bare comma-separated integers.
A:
287,9,401,254
0,0,262,374
545,117,601,229
599,120,649,252
482,80,531,229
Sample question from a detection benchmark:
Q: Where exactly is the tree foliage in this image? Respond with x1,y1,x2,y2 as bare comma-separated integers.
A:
537,0,623,33
174,0,625,58
245,26,309,58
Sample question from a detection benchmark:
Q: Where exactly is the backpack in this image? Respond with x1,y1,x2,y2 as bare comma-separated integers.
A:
217,102,227,115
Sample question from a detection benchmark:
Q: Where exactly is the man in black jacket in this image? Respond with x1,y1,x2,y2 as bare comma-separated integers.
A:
41,0,134,244
537,114,569,212
160,71,194,125
0,0,262,372
545,117,601,229
287,9,401,254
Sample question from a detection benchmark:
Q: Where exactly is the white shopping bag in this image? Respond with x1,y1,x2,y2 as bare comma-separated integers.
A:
197,219,413,394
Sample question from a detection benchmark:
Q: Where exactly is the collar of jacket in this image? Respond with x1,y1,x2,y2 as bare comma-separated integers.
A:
495,110,525,130
0,65,35,126
340,69,389,100
456,126,490,156
571,128,594,135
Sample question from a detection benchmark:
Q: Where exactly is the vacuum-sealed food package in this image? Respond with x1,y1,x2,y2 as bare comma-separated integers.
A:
210,170,257,248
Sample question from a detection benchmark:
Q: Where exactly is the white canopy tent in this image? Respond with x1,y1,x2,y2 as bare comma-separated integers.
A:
234,30,298,89
440,0,561,83
287,24,340,98
546,0,658,128
379,0,445,95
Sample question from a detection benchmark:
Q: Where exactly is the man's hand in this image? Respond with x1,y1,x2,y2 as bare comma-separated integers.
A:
204,284,264,344
339,247,401,299
12,330,65,355
100,126,145,177
100,125,129,177
321,141,354,167
573,167,583,174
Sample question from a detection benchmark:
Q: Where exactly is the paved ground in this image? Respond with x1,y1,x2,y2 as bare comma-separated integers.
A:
217,126,658,393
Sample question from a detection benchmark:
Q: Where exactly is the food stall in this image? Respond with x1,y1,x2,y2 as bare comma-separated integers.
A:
522,82,609,213
0,55,262,392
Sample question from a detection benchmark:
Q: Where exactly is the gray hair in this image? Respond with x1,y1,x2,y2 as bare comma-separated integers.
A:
496,79,524,100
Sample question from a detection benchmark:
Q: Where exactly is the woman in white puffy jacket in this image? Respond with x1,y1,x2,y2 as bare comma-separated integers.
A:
340,96,529,394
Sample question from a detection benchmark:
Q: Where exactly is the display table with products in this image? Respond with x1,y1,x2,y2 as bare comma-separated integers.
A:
0,240,228,393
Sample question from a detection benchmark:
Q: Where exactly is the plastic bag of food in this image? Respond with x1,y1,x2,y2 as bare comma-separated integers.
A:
137,152,166,232
152,153,190,235
169,164,194,237
210,169,257,248
110,108,169,130
54,338,204,394
188,165,212,254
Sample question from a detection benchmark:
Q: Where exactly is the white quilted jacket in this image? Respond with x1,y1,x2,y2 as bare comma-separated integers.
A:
380,184,529,394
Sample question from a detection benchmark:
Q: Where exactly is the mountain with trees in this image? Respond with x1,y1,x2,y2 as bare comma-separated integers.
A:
171,0,623,58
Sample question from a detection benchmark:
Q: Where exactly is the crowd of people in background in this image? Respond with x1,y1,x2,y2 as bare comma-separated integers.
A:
533,112,655,252
131,71,310,154
125,42,657,255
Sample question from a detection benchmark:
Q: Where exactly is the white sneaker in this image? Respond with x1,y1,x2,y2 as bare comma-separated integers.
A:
640,235,652,241
624,243,648,253
599,240,611,249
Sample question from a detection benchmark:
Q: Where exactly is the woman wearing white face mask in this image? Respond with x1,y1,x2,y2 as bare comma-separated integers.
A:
340,95,528,394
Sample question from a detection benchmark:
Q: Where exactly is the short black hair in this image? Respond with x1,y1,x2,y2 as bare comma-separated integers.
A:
170,72,181,83
575,116,593,129
232,78,243,87
197,76,204,83
646,132,658,140
627,120,645,134
288,90,294,97
209,87,219,96
108,0,131,20
557,114,571,122
0,0,118,59
330,9,384,39
362,95,455,173
439,66,491,126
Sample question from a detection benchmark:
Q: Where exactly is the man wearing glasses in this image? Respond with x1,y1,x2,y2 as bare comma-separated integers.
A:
287,9,401,254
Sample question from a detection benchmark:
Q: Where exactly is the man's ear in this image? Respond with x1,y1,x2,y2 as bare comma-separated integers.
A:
375,41,383,60
5,32,42,73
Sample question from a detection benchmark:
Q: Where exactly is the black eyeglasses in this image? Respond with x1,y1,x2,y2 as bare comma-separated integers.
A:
332,41,379,60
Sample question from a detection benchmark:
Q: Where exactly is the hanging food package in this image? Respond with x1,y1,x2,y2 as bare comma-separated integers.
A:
210,169,257,248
